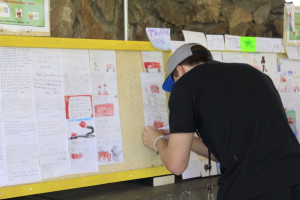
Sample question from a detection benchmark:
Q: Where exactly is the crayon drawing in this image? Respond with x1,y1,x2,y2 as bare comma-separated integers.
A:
94,103,114,117
65,95,93,119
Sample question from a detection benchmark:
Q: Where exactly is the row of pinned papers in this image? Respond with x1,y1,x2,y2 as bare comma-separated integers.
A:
146,28,286,53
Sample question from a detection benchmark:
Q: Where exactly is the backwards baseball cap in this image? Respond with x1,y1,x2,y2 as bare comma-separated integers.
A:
162,43,209,92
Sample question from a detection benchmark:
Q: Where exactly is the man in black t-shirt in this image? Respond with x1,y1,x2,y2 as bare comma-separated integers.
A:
142,43,300,200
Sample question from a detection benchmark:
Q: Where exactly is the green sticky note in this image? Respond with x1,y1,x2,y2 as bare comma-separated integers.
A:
240,37,256,52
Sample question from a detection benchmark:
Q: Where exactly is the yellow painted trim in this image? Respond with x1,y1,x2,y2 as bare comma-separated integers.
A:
0,35,163,51
0,166,171,199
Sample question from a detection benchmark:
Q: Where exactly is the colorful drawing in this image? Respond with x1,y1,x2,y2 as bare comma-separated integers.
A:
95,103,114,117
279,71,294,93
103,83,109,95
97,84,101,95
69,120,95,139
150,85,160,93
15,8,22,18
285,109,298,137
65,95,93,119
96,83,109,96
144,62,161,73
71,153,83,160
153,120,164,129
251,57,261,71
106,64,115,72
98,151,111,162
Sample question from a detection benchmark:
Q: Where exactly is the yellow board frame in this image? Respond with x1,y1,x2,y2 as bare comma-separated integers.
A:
0,167,170,199
0,35,160,50
0,36,171,199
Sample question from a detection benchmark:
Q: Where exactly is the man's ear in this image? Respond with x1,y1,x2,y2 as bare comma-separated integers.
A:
176,65,185,76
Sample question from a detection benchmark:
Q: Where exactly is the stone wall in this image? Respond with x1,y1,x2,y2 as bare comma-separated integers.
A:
50,0,285,41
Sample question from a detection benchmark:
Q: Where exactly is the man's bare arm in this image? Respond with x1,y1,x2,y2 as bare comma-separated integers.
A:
191,137,219,162
143,127,194,175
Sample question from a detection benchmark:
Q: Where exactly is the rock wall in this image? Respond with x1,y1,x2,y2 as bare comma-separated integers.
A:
50,0,285,41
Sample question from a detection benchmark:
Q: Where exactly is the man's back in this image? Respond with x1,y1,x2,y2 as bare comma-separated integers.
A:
169,61,300,199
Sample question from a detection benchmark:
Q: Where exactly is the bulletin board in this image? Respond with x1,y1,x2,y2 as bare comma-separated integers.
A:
0,35,171,199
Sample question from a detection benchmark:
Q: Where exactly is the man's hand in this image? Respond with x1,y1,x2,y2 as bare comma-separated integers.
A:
142,126,164,150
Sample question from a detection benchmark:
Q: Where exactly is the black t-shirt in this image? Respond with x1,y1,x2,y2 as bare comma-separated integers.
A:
168,61,300,200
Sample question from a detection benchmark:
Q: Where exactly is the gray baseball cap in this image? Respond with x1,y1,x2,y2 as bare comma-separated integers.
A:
162,43,201,92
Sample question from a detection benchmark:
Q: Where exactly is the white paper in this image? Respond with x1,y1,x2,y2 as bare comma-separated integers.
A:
211,51,223,62
206,34,225,51
182,30,207,47
4,119,41,185
222,52,251,64
171,41,186,53
273,59,300,141
0,94,8,186
0,48,36,120
68,118,99,174
31,48,71,179
89,50,124,165
224,34,241,51
182,160,201,180
249,53,278,75
256,37,285,53
278,93,300,141
66,95,93,119
277,59,300,93
286,46,300,60
0,47,41,185
141,51,164,73
146,28,172,50
140,73,169,128
61,49,92,95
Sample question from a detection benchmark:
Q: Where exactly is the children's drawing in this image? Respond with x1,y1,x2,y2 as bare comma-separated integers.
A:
285,109,298,137
106,64,115,72
278,71,293,93
69,136,98,174
89,50,117,74
68,118,95,139
65,95,93,119
150,85,160,93
98,144,123,163
141,51,164,73
97,84,101,95
260,56,267,72
251,57,261,71
16,9,22,18
140,73,169,128
153,120,164,129
96,83,110,96
103,83,109,95
98,151,111,162
249,53,277,74
94,103,114,117
144,62,161,73
111,145,122,162
69,120,95,139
